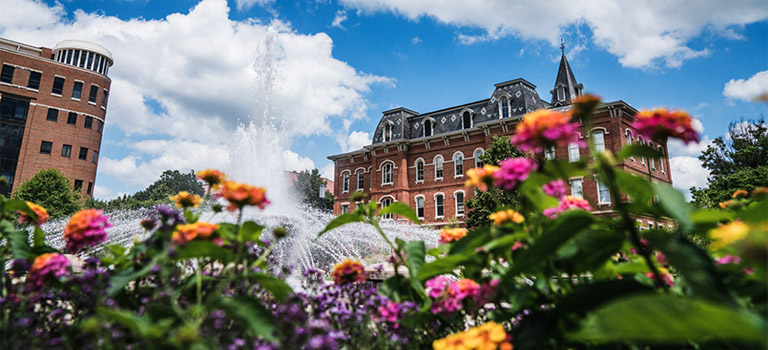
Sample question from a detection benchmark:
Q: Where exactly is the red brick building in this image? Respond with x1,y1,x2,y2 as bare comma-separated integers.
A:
328,51,672,227
0,37,113,197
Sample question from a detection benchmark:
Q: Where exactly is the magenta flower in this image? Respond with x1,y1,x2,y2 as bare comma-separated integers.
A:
27,253,71,289
543,196,591,219
632,109,699,145
511,109,585,154
494,157,537,190
716,255,742,265
63,209,112,253
426,276,451,299
542,179,567,199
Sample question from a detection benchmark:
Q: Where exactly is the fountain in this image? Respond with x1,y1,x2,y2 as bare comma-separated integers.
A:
41,32,439,272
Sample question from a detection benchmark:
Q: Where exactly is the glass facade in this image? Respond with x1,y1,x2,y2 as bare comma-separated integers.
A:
0,95,28,196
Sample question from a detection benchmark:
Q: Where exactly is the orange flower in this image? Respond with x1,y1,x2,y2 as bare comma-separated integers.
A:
510,109,584,154
433,321,509,350
731,190,748,199
465,165,500,192
63,209,111,253
196,169,227,190
488,209,524,226
440,228,468,244
218,181,270,212
169,191,203,209
172,222,219,245
331,259,366,285
18,201,49,226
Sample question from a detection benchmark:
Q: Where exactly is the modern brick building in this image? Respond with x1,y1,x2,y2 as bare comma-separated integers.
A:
328,50,672,227
0,37,113,197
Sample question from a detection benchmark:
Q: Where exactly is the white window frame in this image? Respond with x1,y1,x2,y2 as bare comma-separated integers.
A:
592,130,606,153
434,155,444,180
341,203,350,214
569,177,584,198
381,161,394,186
414,195,425,219
454,190,465,217
545,145,556,160
658,146,665,174
379,196,395,220
625,129,635,162
473,148,484,168
650,142,657,170
557,86,565,102
453,151,464,178
461,110,473,129
568,142,580,162
637,136,646,165
434,192,445,219
341,171,350,193
356,169,365,191
383,122,393,142
498,95,510,119
596,179,611,204
415,158,425,183
423,118,435,137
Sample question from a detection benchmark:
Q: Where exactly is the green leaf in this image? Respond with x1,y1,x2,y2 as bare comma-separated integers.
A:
318,213,365,237
105,244,127,257
652,182,693,231
542,159,587,179
216,223,238,241
417,255,469,281
506,210,593,277
248,272,293,302
449,226,491,255
482,232,528,252
183,210,199,224
380,202,421,224
740,199,768,223
614,171,653,211
174,241,233,262
571,294,767,345
617,144,663,161
108,259,158,296
213,296,276,342
519,173,559,211
97,307,153,337
238,221,264,243
566,229,625,274
404,240,426,278
646,232,734,305
7,230,31,260
33,226,45,248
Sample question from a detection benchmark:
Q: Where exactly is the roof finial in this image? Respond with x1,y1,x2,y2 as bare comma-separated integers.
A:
560,38,565,54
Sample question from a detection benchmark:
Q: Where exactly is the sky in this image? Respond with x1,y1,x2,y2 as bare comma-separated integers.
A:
0,0,766,200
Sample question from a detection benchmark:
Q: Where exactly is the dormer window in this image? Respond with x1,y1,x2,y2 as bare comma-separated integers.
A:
462,112,472,129
424,119,433,137
557,86,565,102
500,96,509,118
383,123,393,142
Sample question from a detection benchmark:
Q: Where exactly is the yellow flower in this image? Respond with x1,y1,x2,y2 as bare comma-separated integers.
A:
196,169,227,190
709,220,750,250
169,191,203,209
488,209,524,226
433,321,509,350
18,201,49,226
465,165,500,192
440,228,468,244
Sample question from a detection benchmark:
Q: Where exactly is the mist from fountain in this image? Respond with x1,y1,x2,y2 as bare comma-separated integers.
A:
41,31,439,272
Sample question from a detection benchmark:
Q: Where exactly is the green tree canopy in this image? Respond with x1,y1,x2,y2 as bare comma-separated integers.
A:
292,169,334,211
691,119,768,208
12,169,81,218
87,169,204,210
465,136,526,228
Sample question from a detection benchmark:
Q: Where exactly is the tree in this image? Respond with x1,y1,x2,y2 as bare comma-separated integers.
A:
292,169,334,211
87,169,204,210
12,169,81,217
691,119,768,208
465,136,526,228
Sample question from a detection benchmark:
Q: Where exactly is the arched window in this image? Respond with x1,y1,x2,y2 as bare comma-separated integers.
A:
454,191,465,216
500,96,509,118
557,86,566,102
382,162,393,185
434,155,444,179
356,170,364,191
474,149,484,168
625,129,635,161
342,172,350,192
415,196,425,219
453,152,464,177
424,119,433,137
658,146,665,173
415,159,424,182
649,143,656,170
637,136,646,164
593,131,605,153
434,193,444,218
381,197,393,219
462,112,472,129
383,123,393,142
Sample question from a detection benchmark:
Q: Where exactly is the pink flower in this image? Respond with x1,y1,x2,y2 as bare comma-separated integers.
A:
428,277,482,315
511,109,585,154
632,109,699,145
543,196,591,219
426,276,451,298
27,253,70,289
716,255,742,265
63,209,112,253
542,179,567,199
494,157,537,190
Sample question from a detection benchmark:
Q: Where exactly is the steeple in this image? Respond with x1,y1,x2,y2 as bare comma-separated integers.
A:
550,39,583,106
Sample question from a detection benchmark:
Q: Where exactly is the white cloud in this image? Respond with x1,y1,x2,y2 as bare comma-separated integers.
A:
331,10,348,28
282,150,316,172
667,118,711,157
338,130,371,152
234,0,274,11
0,0,391,194
320,163,334,180
670,155,710,200
340,0,766,68
723,70,768,102
411,36,422,44
93,184,116,200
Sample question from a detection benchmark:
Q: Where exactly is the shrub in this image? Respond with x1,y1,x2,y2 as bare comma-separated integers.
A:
11,168,80,217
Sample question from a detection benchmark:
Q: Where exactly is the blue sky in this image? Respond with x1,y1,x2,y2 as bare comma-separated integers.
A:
1,0,766,199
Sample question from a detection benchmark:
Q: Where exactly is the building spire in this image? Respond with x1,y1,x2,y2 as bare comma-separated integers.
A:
550,41,583,106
